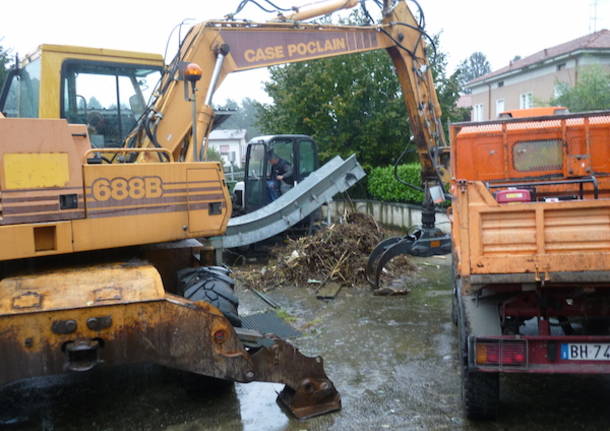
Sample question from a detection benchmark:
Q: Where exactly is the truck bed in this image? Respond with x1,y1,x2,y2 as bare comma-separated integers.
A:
450,111,610,292
454,181,610,289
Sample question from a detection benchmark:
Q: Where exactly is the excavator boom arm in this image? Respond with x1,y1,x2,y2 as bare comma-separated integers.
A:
144,0,447,183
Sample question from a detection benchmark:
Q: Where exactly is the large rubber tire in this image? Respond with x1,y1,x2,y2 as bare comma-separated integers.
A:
178,266,241,327
462,368,499,420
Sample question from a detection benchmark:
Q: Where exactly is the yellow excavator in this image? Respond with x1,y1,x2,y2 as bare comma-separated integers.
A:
0,0,447,419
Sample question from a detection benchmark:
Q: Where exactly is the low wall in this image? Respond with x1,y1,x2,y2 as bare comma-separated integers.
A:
322,199,451,233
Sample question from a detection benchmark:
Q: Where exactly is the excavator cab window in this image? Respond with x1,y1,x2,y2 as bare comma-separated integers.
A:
244,143,268,210
60,60,161,148
0,59,40,118
297,138,318,178
270,139,294,185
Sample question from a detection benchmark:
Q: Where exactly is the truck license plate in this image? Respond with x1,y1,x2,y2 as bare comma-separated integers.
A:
561,343,610,361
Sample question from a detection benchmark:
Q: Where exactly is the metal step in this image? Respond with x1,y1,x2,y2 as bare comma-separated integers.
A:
236,311,301,347
205,154,365,249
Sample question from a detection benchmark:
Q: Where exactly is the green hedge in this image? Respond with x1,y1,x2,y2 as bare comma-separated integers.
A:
367,163,424,204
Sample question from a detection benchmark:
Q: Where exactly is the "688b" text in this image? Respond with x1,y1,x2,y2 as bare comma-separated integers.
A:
91,176,163,201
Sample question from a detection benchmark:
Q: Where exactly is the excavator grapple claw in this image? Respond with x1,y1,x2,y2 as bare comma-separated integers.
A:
366,228,451,288
366,235,416,288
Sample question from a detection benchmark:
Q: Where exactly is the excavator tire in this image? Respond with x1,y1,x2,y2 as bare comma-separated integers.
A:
178,266,241,327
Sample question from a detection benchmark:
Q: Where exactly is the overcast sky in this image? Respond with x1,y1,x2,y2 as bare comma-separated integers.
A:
2,0,609,104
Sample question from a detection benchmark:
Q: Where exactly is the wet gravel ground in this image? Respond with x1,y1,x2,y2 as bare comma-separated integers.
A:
3,255,610,430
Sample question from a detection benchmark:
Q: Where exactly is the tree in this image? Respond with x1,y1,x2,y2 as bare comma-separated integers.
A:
205,146,223,163
0,42,10,90
428,35,472,127
256,14,462,168
88,96,102,109
457,52,491,93
215,97,263,139
550,65,610,112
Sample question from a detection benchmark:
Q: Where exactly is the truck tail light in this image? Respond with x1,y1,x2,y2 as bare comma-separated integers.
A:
475,341,526,366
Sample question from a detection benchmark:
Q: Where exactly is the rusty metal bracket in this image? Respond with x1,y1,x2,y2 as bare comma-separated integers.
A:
249,336,341,419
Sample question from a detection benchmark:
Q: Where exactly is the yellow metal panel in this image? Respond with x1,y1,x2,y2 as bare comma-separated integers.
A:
0,264,164,316
3,153,70,189
187,167,231,235
0,222,73,260
40,44,164,64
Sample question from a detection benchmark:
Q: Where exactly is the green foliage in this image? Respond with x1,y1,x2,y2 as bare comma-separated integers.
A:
0,42,10,90
429,35,472,126
550,65,610,112
205,146,223,162
457,51,491,93
367,163,423,203
257,49,410,167
88,96,102,109
215,97,263,139
256,11,462,168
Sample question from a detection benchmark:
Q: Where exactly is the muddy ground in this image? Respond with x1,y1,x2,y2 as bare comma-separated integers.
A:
3,256,610,430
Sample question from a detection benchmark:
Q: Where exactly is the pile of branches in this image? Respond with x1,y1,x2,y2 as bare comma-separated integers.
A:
280,212,382,285
235,212,411,289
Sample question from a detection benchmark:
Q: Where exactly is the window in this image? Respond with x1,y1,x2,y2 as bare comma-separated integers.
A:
298,139,316,178
513,140,563,172
61,61,161,148
497,81,504,88
270,140,293,164
519,92,533,109
2,59,41,118
472,104,484,121
557,63,566,71
495,99,505,117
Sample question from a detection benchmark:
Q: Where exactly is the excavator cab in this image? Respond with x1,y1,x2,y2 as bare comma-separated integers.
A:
0,45,163,150
234,135,319,214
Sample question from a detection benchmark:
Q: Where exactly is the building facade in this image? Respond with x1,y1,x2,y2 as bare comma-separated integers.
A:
208,129,247,168
466,29,610,121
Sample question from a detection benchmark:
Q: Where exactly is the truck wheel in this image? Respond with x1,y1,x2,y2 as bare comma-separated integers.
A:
462,367,499,420
178,266,241,327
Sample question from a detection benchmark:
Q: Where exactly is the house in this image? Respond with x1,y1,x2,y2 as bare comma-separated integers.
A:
208,129,247,168
466,29,610,121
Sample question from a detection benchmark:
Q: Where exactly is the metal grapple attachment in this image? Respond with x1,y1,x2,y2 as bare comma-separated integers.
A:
245,335,341,419
366,227,451,288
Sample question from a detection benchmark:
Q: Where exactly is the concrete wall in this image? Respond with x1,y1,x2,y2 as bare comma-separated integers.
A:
322,199,451,233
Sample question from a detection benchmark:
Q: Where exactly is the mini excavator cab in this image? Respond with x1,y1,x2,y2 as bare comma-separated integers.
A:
235,135,319,214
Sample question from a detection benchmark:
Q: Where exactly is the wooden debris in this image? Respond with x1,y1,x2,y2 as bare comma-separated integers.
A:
316,281,343,299
234,212,415,289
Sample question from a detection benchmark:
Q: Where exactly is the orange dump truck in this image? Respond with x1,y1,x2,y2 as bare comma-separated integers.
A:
450,110,610,419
